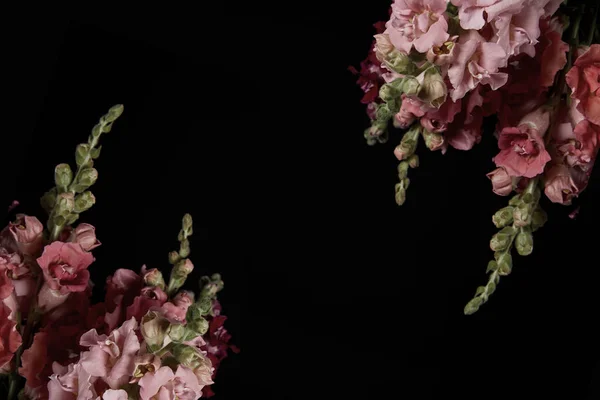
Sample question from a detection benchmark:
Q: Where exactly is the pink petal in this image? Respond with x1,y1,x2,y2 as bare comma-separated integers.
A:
139,367,175,400
413,17,449,53
458,6,486,30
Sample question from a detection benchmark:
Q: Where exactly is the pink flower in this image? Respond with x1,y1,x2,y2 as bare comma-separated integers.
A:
443,87,484,151
8,214,44,257
543,164,581,205
47,361,97,400
161,291,194,324
421,96,462,133
99,389,129,400
539,25,568,87
0,301,21,370
139,365,205,400
566,44,600,126
394,94,427,129
19,331,49,394
126,285,167,322
104,269,144,331
448,30,508,101
37,242,95,294
385,0,449,54
69,223,101,252
130,352,161,383
487,167,513,196
79,318,141,389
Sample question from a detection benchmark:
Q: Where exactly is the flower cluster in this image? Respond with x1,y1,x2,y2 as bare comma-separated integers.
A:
0,105,237,399
353,1,600,313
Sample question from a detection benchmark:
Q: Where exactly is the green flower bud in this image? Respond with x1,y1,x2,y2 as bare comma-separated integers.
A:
395,183,406,206
495,252,513,276
179,239,190,258
490,227,515,252
105,104,124,123
74,191,96,213
75,144,90,167
168,323,187,342
375,103,393,121
182,213,193,233
91,124,102,139
508,194,522,206
143,268,166,290
168,251,181,265
515,229,533,256
197,296,213,315
172,344,212,371
416,66,447,108
485,260,498,273
513,202,532,227
188,317,209,336
464,297,483,315
531,207,548,232
385,50,415,74
379,84,398,102
401,76,420,96
407,154,419,168
492,206,514,228
422,129,445,151
56,192,75,216
54,163,73,191
78,167,98,187
397,161,410,179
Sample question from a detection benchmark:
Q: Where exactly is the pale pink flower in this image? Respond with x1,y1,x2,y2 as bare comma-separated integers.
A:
138,365,205,400
79,318,141,389
130,352,162,383
394,94,427,129
47,361,97,400
448,30,508,101
98,389,129,400
69,223,101,252
385,0,449,54
543,164,580,205
8,214,44,257
487,167,513,196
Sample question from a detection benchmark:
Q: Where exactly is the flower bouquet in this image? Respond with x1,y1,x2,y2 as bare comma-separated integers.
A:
351,0,600,314
0,105,238,399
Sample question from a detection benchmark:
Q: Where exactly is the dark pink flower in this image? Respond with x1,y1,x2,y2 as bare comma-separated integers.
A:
421,96,462,133
566,44,600,125
443,87,484,152
394,94,427,129
161,291,194,325
493,107,552,177
0,301,22,370
37,242,94,294
126,286,167,323
543,163,588,205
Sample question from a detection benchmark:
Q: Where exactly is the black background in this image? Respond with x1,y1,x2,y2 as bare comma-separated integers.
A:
3,4,600,399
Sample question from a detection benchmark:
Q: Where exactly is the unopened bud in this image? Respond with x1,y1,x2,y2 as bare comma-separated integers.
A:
78,168,98,188
188,316,209,335
41,188,57,214
168,251,181,264
395,183,407,206
75,144,90,167
74,191,96,213
57,192,75,215
490,227,515,252
397,161,410,179
379,84,399,102
141,311,171,353
394,125,421,160
492,206,514,228
105,104,124,123
54,163,73,190
401,76,420,96
179,239,190,258
422,129,445,151
407,154,419,168
464,297,483,315
515,229,533,256
197,296,212,315
168,323,187,342
531,207,548,231
175,259,194,276
375,103,393,121
385,50,415,74
513,203,532,227
495,252,513,276
144,268,166,290
182,213,193,233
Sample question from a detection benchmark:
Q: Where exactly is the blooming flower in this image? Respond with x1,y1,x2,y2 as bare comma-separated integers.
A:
385,0,449,54
566,44,600,126
543,164,582,205
8,214,44,257
493,107,552,177
447,30,508,101
138,365,205,400
0,301,21,370
37,242,95,294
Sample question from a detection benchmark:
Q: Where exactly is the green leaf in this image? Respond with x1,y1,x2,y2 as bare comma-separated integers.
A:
475,286,486,296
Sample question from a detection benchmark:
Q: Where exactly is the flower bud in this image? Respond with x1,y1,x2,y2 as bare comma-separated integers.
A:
374,34,395,62
167,323,187,342
143,268,166,290
385,50,415,74
74,191,96,213
105,104,124,123
531,207,548,232
513,203,532,227
179,239,190,258
56,193,75,216
375,103,393,121
172,345,213,377
196,296,212,315
464,297,483,315
492,206,514,228
487,167,513,196
400,76,420,96
407,154,419,168
394,125,421,161
41,188,57,214
490,227,515,252
397,161,410,179
421,129,444,151
167,259,194,295
69,223,100,251
416,67,447,108
395,182,407,206
168,251,181,264
54,163,73,191
77,168,98,188
379,84,398,102
515,229,533,256
182,213,193,234
495,252,513,276
141,311,171,353
187,316,209,336
37,282,70,312
75,144,90,167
